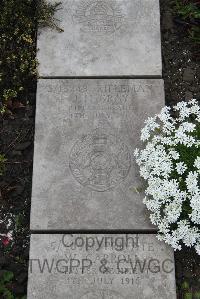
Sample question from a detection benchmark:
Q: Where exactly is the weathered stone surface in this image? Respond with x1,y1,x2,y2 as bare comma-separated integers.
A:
37,0,162,77
30,79,165,230
27,234,176,299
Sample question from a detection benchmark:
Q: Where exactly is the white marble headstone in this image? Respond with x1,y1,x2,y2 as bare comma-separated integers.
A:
37,0,162,77
30,79,164,231
28,234,176,298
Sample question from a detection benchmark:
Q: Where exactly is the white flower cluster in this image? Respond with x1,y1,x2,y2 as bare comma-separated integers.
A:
134,100,200,254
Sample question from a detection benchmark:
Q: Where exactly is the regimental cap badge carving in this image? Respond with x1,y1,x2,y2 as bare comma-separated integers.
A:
73,0,125,34
69,128,131,192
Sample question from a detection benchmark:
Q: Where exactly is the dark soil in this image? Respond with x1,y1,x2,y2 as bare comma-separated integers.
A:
0,87,36,297
0,1,199,298
161,0,200,105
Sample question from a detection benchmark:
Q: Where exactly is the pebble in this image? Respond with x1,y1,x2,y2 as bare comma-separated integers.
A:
185,91,193,101
183,67,196,82
15,141,32,151
162,11,174,31
10,150,22,157
16,272,27,284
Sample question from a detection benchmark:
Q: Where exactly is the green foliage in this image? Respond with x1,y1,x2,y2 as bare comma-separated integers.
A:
0,0,62,113
181,281,190,290
181,280,200,298
0,271,14,299
176,1,200,19
184,293,193,299
15,213,24,231
0,154,7,175
194,292,200,299
0,271,27,298
175,0,200,42
36,0,63,30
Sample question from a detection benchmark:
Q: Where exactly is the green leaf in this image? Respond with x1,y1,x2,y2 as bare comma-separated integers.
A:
1,271,14,283
130,186,144,193
0,285,14,299
181,281,190,290
184,293,193,299
194,292,200,299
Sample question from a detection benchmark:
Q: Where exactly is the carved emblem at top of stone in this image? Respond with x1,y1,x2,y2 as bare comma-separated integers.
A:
73,0,125,34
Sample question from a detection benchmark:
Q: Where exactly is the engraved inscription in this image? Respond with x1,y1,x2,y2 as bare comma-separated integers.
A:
73,0,124,34
80,289,124,299
69,128,131,191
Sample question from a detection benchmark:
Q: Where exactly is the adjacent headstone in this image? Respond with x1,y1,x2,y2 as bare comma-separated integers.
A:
37,0,162,77
30,79,164,231
27,234,176,299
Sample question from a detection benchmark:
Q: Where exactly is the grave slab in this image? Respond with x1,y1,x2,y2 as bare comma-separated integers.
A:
37,0,162,77
30,79,164,231
27,234,176,299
